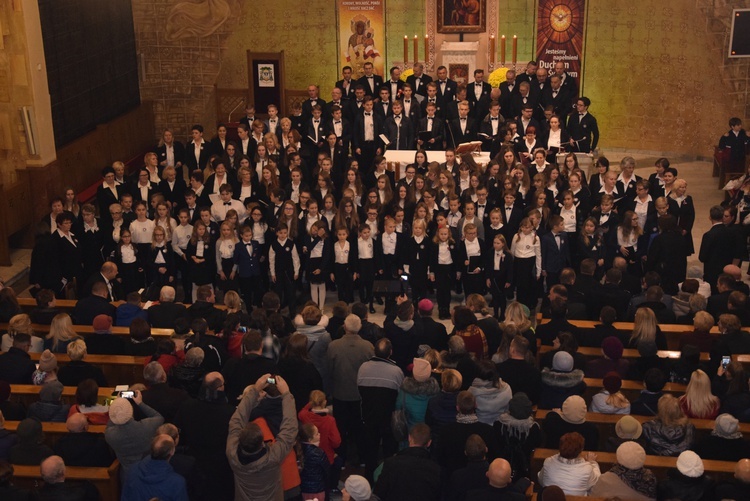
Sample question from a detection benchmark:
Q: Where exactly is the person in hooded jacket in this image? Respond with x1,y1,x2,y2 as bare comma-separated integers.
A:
656,450,715,501
121,434,188,501
641,394,695,457
396,357,440,433
27,381,70,423
538,351,586,410
294,305,332,393
468,360,512,425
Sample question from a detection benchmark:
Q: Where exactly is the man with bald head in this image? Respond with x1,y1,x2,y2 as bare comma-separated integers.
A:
36,455,99,500
466,457,530,500
141,361,190,423
174,371,235,500
72,280,117,325
714,458,750,500
147,285,188,328
81,261,122,301
54,413,114,467
724,264,750,295
122,434,188,501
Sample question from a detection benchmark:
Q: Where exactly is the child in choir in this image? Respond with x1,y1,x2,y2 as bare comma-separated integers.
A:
364,206,380,239
485,208,505,251
224,209,241,237
212,183,246,223
154,202,177,243
404,219,431,302
430,225,458,319
353,224,376,314
199,207,220,241
458,200,485,241
234,225,263,308
446,196,462,240
172,209,194,303
458,223,485,297
269,223,300,314
540,214,571,288
510,217,541,311
304,221,330,312
302,199,327,238
393,207,410,236
321,194,337,228
378,216,404,313
215,221,239,294
114,229,142,295
186,220,215,303
129,200,155,259
578,217,605,273
147,226,175,299
331,227,354,304
485,234,513,318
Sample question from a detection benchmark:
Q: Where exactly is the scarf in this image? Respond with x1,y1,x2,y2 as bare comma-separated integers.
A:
456,413,479,424
609,464,657,499
495,413,537,441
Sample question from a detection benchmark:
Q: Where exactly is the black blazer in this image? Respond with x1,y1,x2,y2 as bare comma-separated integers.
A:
383,116,415,150
96,183,125,223
345,99,366,123
357,74,384,97
447,117,477,149
130,182,157,204
510,93,539,120
498,81,518,119
467,81,493,120
540,85,575,119
406,73,433,96
699,223,736,284
566,112,600,153
154,141,187,170
335,79,357,99
209,137,228,157
417,116,445,151
302,98,328,120
352,112,385,152
158,178,187,208
435,79,457,108
183,141,212,172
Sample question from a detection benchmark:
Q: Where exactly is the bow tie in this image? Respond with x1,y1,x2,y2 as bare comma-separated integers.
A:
224,202,231,206
314,119,320,123
478,205,485,208
245,242,253,247
429,99,436,103
427,117,433,120
367,76,373,79
491,117,498,121
333,102,340,105
579,113,585,117
394,115,401,119
365,112,371,116
506,207,512,211
404,100,410,104
270,118,276,122
439,81,445,84
460,118,467,121
334,121,341,124
475,82,482,86
601,213,610,217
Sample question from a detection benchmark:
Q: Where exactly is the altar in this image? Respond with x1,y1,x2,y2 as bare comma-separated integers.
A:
384,150,492,178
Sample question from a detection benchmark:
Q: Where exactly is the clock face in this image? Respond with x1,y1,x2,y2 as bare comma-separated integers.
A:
550,5,572,32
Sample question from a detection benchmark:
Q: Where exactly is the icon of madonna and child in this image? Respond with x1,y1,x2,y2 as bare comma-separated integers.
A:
346,15,381,73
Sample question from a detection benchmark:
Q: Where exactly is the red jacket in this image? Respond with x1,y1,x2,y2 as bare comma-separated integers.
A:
298,402,341,464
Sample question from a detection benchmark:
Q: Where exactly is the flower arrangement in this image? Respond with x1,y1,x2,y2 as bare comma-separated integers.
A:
399,68,414,82
488,67,510,88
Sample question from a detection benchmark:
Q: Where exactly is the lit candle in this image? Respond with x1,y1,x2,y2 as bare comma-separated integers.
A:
512,35,517,65
424,34,429,65
404,36,408,63
489,35,495,66
501,35,506,65
413,35,418,63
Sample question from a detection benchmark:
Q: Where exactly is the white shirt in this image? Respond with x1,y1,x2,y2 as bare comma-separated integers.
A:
193,140,205,166
211,199,247,223
251,223,267,245
154,244,166,264
617,227,639,251
493,250,505,270
366,219,379,238
172,224,193,255
240,185,253,201
111,219,124,243
358,237,374,259
510,232,542,278
310,240,325,258
364,112,375,141
102,181,118,199
212,174,228,195
268,238,301,276
335,240,350,264
290,182,301,203
217,239,236,259
634,195,652,229
381,231,397,254
465,238,481,257
437,241,453,265
121,244,136,264
57,229,76,246
129,219,155,244
560,206,577,232
426,116,434,132
165,144,175,167
547,129,561,148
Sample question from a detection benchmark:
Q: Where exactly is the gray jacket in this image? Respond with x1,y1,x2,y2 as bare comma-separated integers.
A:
327,333,374,401
226,389,298,501
297,323,333,393
105,402,164,478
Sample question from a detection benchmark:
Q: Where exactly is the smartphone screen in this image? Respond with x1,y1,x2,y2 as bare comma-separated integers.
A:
120,391,135,399
722,356,731,369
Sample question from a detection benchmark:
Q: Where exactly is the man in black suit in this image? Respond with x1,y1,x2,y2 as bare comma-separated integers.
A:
515,61,538,86
184,124,212,172
700,205,738,294
357,61,383,97
417,101,444,151
406,62,432,97
467,69,492,121
302,105,327,169
434,65,457,111
385,66,404,101
302,85,327,121
188,172,211,209
400,83,422,125
566,97,599,153
515,104,543,137
238,104,258,128
374,86,392,120
81,262,122,302
345,85,367,123
479,101,505,157
474,186,495,234
382,100,414,151
447,101,477,149
540,75,574,121
154,129,186,180
141,362,190,423
594,267,633,321
420,82,444,119
158,166,187,208
97,167,125,225
553,61,579,103
235,124,253,158
324,105,352,153
353,97,384,175
147,285,188,328
498,69,517,120
500,191,524,241
72,281,116,325
445,85,473,122
510,82,539,121
335,65,357,100
326,87,346,118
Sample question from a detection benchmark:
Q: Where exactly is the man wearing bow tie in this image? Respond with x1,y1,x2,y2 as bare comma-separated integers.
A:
303,106,327,167
353,97,384,174
324,105,352,152
238,104,257,128
374,86,392,121
510,81,539,121
541,215,571,288
417,101,444,151
383,100,414,151
499,69,518,120
265,104,282,140
345,85,367,123
435,65,457,110
467,69,492,120
387,66,403,101
302,85,328,121
400,83,422,123
420,82,444,119
357,61,383,97
406,62,433,97
326,87,346,118
335,65,356,99
211,184,247,223
567,97,599,153
540,74,574,120
479,101,505,157
447,101,476,149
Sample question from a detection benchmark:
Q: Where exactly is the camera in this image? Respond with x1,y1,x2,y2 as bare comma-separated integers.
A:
120,391,135,399
722,356,731,369
267,377,276,385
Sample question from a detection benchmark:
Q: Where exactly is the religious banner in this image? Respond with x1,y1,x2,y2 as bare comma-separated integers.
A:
338,0,385,78
536,0,586,83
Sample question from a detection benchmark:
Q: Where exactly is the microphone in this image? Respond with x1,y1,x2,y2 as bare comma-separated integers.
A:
446,118,457,150
228,99,245,123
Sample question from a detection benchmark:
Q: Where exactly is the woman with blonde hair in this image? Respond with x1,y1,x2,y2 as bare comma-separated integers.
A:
590,372,630,415
628,307,667,350
641,394,695,456
44,313,81,353
1,313,42,353
679,369,720,419
500,301,536,353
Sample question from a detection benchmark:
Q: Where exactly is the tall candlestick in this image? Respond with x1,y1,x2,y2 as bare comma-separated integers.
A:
424,35,429,65
404,36,408,63
413,35,418,63
512,35,517,65
501,35,506,65
489,35,495,66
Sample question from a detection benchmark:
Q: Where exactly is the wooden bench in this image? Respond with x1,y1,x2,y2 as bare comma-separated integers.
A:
16,297,227,314
3,420,106,447
11,460,120,501
10,384,115,407
582,378,686,402
538,345,711,362
531,448,736,483
0,322,174,340
534,409,750,451
0,352,147,385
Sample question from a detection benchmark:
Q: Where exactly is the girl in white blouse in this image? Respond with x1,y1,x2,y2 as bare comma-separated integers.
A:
114,229,142,295
510,217,542,310
331,227,353,303
215,221,239,294
129,201,155,258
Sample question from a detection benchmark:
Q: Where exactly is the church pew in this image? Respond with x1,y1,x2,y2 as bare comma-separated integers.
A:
534,409,750,451
11,460,120,501
531,496,604,501
538,345,711,362
535,316,746,351
16,296,227,314
0,322,174,340
0,351,147,385
3,420,106,447
10,384,115,407
530,448,736,483
582,378,686,402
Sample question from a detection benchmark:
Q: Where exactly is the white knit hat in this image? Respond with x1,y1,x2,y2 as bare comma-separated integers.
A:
616,441,646,470
109,397,134,425
676,450,704,478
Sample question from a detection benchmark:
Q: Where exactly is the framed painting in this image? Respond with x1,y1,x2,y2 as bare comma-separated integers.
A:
437,0,486,34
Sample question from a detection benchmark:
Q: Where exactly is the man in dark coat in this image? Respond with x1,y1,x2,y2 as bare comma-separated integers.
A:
0,334,36,384
147,285,188,328
71,281,116,326
141,362,190,424
34,455,100,501
496,336,542,404
700,205,737,294
221,330,277,403
465,458,530,501
187,285,226,333
54,412,114,467
374,423,441,501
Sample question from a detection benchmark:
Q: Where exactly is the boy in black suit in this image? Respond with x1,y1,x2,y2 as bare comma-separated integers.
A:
417,101,444,151
566,96,599,153
447,101,476,149
357,61,383,97
382,101,414,151
541,215,571,288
